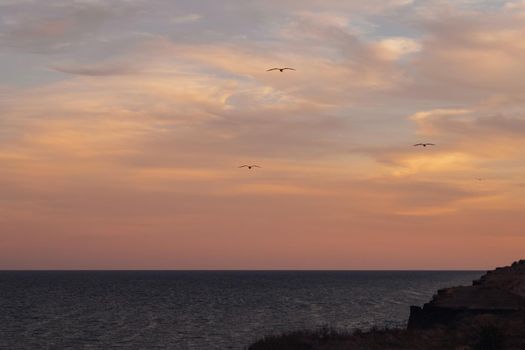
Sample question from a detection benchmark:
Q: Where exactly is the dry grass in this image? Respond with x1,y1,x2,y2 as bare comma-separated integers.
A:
247,316,525,350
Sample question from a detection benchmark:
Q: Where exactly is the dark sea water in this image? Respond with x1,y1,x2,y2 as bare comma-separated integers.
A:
0,270,483,349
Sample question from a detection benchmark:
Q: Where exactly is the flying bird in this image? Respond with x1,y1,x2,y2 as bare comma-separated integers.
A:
239,165,261,170
267,67,295,72
413,143,435,147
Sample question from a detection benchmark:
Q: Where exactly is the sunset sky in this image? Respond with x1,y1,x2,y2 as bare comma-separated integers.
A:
1,0,525,269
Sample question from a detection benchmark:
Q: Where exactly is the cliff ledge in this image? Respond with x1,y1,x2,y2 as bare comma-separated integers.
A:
408,260,525,329
248,260,525,350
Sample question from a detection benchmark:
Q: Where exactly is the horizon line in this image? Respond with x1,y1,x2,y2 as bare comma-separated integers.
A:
0,268,487,272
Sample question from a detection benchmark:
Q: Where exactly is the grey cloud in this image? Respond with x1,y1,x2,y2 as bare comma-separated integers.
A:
120,106,352,168
0,0,138,53
50,62,141,76
418,111,525,138
411,11,525,94
375,180,478,207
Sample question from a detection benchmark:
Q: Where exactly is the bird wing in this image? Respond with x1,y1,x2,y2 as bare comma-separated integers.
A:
283,68,296,70
425,143,436,146
238,165,249,168
413,143,423,146
266,68,279,71
252,165,261,168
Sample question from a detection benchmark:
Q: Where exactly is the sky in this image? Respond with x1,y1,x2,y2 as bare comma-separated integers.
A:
1,0,525,270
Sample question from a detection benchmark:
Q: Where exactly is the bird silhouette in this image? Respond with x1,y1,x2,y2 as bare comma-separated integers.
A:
413,143,435,147
267,67,295,72
239,165,261,170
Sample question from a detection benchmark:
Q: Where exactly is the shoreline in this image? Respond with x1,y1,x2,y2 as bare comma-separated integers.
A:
247,260,525,350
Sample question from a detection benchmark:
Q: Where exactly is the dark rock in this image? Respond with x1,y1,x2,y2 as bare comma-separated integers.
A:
408,260,525,330
249,260,525,349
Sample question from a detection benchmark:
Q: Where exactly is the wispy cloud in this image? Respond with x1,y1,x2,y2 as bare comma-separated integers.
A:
171,14,203,24
50,62,141,76
1,0,524,269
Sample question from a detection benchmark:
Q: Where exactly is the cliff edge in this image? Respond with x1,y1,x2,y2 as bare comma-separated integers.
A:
408,260,525,329
248,260,525,350
408,260,525,330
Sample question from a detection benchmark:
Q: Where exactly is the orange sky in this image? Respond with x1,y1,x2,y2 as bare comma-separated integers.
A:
1,0,524,269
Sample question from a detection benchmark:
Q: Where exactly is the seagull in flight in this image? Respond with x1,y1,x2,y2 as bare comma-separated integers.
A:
239,165,261,170
267,67,295,72
413,143,435,147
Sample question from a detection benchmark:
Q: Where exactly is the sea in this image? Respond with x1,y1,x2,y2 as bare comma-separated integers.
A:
0,270,483,349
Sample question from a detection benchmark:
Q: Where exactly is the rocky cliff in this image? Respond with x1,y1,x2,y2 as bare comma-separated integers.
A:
408,260,525,330
249,260,525,349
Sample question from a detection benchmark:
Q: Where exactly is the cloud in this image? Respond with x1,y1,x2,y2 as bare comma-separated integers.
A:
410,108,473,135
0,1,131,53
412,7,525,94
50,62,141,76
2,0,525,269
409,106,525,146
376,37,421,60
171,14,203,24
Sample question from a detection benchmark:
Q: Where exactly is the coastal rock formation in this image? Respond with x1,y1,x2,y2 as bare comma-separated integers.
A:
408,260,525,330
249,260,525,349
